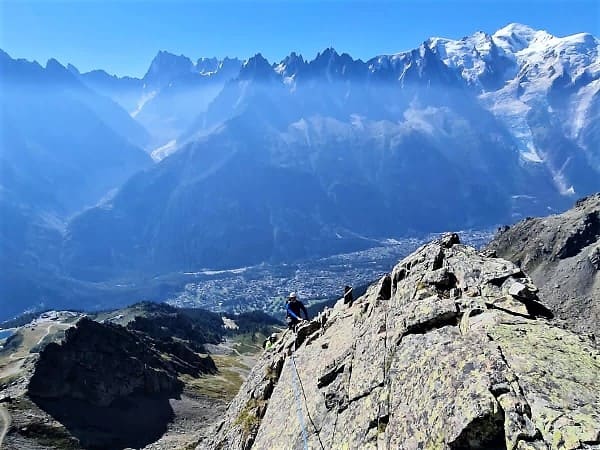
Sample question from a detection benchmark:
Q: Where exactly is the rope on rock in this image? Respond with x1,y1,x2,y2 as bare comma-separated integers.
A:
291,330,326,450
290,351,309,450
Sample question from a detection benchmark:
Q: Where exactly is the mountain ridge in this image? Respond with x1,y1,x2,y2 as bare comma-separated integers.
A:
0,303,280,448
61,22,599,281
204,233,600,449
486,193,600,337
2,22,599,316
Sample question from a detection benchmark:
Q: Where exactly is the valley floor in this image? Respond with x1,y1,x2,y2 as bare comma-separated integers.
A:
167,230,493,315
143,338,262,450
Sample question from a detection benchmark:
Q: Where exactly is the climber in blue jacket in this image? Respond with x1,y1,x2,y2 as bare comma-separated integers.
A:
286,292,309,330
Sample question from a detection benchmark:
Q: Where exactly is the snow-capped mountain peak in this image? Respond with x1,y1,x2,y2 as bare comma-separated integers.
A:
492,23,546,53
274,52,306,80
196,57,220,75
427,23,599,93
428,33,498,85
519,31,599,80
39,22,597,202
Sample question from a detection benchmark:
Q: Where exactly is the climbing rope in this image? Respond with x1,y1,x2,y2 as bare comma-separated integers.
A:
290,348,309,450
379,269,408,447
290,329,326,450
377,291,390,443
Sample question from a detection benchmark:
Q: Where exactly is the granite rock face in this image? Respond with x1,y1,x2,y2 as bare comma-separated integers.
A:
203,234,600,450
487,193,600,338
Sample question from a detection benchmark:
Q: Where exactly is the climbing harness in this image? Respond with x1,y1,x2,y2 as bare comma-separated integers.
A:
289,328,326,450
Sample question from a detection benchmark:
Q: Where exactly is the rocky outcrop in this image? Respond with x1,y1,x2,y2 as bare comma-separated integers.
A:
28,317,216,406
203,234,600,450
487,193,600,337
1,305,264,450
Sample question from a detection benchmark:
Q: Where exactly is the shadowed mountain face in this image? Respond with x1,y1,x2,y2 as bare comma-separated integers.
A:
22,306,220,448
73,52,243,153
62,106,520,280
0,50,154,318
28,318,188,449
30,395,176,450
61,26,599,284
0,303,279,449
486,193,600,337
0,50,151,217
0,51,153,319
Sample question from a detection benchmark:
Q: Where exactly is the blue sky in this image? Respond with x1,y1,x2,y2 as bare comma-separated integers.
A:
1,0,598,77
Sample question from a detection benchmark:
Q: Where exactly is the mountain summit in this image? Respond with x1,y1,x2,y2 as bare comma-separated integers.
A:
143,51,195,88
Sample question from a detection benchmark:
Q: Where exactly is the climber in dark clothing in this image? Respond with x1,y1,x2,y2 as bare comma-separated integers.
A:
286,292,309,330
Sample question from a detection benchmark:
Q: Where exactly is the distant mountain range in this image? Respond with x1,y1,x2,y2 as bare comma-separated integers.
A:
68,53,243,157
0,23,598,316
0,49,152,318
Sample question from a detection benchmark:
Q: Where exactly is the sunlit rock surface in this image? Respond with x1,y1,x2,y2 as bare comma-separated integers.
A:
204,234,600,450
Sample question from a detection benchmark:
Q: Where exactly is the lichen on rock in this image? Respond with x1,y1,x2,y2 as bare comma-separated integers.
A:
202,234,600,450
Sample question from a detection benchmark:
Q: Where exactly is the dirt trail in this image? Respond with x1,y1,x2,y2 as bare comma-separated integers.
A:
36,324,55,346
0,405,11,447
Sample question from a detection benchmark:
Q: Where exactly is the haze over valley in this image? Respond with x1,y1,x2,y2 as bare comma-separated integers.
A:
1,22,599,320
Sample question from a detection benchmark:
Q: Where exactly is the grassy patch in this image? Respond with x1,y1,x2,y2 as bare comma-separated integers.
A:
233,398,265,437
182,371,243,400
212,354,249,370
178,330,267,404
230,332,267,355
0,372,20,388
20,422,80,449
182,440,201,450
181,354,248,400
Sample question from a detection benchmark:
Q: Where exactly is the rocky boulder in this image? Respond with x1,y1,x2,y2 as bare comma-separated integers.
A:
202,235,600,450
487,193,600,337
